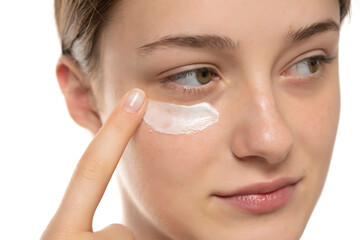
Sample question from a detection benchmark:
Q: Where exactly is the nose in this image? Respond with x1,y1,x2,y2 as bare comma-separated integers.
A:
231,87,294,165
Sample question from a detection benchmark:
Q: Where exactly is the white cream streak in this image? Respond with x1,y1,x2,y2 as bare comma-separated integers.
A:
143,100,219,135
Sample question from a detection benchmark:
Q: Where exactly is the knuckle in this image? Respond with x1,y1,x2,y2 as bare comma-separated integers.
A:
78,156,107,182
108,117,128,133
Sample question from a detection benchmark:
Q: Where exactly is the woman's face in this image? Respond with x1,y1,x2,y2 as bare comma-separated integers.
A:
93,0,340,239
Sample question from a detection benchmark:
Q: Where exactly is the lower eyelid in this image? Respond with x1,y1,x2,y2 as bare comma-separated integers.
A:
282,64,325,84
162,75,221,96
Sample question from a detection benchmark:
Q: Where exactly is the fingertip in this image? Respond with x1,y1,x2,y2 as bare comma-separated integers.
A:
105,88,147,131
123,88,147,113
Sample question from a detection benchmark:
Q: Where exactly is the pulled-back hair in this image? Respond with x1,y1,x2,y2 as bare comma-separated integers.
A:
54,0,351,78
55,0,118,77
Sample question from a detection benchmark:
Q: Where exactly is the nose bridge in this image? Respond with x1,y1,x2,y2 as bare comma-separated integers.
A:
231,79,294,164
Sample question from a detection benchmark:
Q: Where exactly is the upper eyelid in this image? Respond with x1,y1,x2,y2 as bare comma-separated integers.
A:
295,55,334,64
157,63,219,76
162,66,219,82
280,50,332,72
287,55,334,73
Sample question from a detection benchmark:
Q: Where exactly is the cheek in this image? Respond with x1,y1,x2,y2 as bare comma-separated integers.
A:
299,86,340,163
130,123,213,184
289,78,340,192
117,120,220,223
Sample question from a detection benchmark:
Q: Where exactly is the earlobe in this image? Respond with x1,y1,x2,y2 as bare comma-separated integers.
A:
56,55,102,135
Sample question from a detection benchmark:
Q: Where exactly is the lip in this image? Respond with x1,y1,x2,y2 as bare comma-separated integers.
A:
213,177,301,214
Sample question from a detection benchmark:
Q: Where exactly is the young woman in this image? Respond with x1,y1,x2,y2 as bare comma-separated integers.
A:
42,0,351,239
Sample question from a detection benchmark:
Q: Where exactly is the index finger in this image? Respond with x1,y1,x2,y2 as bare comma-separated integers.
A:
56,88,147,231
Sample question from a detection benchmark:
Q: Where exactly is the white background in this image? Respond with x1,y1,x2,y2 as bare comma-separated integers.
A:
0,1,359,239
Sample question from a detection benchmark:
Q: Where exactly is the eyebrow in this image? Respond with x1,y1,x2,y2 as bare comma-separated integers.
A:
138,34,237,55
138,19,340,56
285,19,340,42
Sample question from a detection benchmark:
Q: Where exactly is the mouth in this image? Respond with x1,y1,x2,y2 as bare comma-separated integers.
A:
212,177,301,214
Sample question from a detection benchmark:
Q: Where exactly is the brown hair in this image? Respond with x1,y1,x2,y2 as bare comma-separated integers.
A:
55,0,119,78
54,0,351,78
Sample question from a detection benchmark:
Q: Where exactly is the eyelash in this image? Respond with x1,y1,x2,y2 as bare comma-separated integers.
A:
162,66,219,95
284,55,335,76
161,55,335,95
309,55,335,64
163,67,215,81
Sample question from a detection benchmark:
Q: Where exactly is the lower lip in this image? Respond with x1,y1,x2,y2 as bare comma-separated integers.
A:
215,184,296,214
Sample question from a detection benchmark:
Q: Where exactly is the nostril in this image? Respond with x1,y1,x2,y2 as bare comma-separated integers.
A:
230,86,295,165
230,113,294,165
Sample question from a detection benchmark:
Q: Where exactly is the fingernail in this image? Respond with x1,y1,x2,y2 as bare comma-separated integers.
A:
123,88,146,113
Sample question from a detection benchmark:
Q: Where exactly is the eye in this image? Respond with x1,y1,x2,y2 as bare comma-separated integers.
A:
164,67,216,86
285,55,334,77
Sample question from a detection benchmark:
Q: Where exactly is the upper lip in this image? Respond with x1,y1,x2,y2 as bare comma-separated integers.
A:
213,177,301,197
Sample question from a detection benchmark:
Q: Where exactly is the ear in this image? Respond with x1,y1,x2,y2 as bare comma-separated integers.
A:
56,55,102,135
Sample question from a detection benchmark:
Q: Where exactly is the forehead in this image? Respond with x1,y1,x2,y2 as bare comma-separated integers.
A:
105,0,340,50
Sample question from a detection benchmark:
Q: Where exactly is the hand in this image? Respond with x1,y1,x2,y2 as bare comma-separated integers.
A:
41,88,147,240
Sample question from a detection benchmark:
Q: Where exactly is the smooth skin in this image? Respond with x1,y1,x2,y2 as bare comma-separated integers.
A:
45,0,341,239
41,85,147,239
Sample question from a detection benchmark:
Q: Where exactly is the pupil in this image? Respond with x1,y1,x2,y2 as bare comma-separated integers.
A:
309,59,318,73
202,70,208,77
